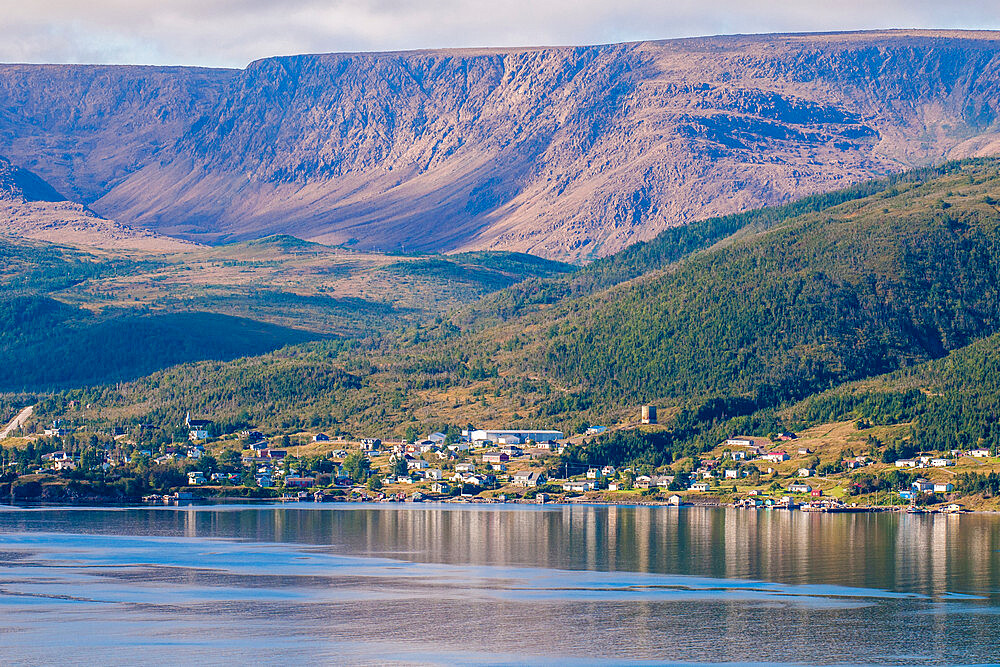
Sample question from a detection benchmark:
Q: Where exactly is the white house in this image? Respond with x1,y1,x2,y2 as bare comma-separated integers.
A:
760,451,790,463
653,475,674,488
912,479,934,493
468,429,564,444
187,471,207,485
185,413,211,441
895,459,918,468
934,482,955,493
788,483,812,493
512,471,546,487
562,480,596,493
969,449,991,458
586,468,603,480
931,458,954,467
690,482,710,492
797,468,813,477
426,469,444,481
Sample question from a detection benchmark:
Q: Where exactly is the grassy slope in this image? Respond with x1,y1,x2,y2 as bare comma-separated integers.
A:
0,234,571,392
25,158,1000,444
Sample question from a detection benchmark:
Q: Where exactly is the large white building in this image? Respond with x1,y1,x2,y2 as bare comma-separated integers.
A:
465,429,564,444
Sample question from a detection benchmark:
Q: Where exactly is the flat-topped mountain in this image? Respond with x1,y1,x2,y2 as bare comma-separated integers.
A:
2,31,1000,259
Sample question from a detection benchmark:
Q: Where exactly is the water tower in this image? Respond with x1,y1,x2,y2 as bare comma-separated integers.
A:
641,406,657,424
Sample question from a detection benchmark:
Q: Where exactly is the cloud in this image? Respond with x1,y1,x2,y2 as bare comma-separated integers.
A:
0,0,998,68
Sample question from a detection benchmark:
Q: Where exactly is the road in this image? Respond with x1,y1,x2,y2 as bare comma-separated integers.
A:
0,405,33,438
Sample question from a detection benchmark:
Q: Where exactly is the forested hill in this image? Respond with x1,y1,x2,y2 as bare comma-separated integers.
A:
0,235,571,393
31,158,1000,454
531,158,1000,407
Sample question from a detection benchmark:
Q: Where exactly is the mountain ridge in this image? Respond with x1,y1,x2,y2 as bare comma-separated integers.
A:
3,30,1000,259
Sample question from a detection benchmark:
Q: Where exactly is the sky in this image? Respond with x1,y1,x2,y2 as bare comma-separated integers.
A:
2,0,999,69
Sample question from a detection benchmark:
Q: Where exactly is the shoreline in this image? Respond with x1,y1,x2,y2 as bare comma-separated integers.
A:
2,495,994,515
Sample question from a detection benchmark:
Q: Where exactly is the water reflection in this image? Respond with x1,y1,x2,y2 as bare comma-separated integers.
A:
1,504,1000,664
3,504,1000,599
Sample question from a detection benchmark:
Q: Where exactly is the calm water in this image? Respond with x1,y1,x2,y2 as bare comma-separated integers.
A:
1,504,999,665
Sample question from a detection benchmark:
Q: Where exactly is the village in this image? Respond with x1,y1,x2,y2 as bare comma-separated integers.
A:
1,405,998,512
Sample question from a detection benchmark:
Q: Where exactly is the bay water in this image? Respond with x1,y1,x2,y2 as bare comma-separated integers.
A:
1,503,998,665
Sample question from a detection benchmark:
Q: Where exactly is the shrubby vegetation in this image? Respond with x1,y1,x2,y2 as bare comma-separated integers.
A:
13,159,1000,469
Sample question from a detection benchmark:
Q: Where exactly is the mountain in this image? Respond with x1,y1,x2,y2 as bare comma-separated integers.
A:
2,31,1000,259
0,64,236,205
30,157,1000,446
0,155,195,251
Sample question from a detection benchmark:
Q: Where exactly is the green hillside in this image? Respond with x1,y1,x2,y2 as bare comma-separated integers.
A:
0,235,571,392
536,159,1000,406
18,158,1000,462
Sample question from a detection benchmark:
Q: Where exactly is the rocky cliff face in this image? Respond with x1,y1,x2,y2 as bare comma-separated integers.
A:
2,31,1000,259
0,64,236,204
0,155,195,251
